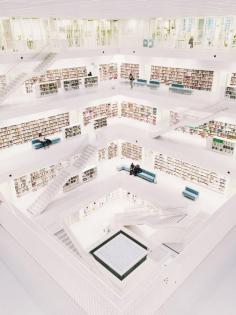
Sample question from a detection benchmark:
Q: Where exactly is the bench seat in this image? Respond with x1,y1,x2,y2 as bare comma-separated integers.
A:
117,165,156,183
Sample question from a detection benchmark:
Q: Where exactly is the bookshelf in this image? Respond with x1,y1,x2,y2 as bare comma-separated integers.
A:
99,63,118,80
176,119,236,140
25,66,87,93
0,112,70,150
121,142,143,160
83,102,119,126
225,86,236,99
98,142,118,161
121,101,158,125
94,117,107,129
120,63,140,79
64,124,81,139
14,161,69,198
37,81,58,97
230,72,236,86
63,175,80,192
169,110,196,126
208,137,235,156
63,79,80,91
84,76,98,88
150,66,214,91
82,167,97,183
154,153,227,193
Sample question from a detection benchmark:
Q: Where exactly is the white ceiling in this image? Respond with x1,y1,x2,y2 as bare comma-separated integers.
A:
0,0,235,19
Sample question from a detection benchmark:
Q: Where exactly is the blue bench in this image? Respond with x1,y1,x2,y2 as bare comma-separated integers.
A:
169,84,192,95
134,79,148,86
147,80,160,89
32,137,61,149
182,187,199,200
117,165,156,183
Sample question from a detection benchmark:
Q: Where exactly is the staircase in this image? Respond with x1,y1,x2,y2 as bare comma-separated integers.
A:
0,52,57,104
54,229,81,258
28,144,97,216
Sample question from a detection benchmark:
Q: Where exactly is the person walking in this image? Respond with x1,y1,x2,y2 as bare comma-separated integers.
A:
129,73,134,88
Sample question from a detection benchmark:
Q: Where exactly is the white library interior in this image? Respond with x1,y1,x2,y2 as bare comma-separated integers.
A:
0,2,236,314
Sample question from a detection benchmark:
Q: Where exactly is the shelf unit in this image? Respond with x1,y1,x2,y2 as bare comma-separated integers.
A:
169,110,196,126
83,103,119,126
64,124,81,139
99,63,118,80
230,72,236,86
150,66,214,91
84,76,98,88
25,66,87,93
225,86,236,99
121,101,157,125
63,175,80,192
0,112,70,150
209,137,235,156
98,142,118,161
63,79,80,91
176,119,236,140
37,81,58,97
94,117,107,129
154,153,227,193
14,161,69,198
121,142,143,160
82,167,97,183
120,63,140,79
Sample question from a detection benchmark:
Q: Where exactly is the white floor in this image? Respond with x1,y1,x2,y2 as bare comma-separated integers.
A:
1,224,236,315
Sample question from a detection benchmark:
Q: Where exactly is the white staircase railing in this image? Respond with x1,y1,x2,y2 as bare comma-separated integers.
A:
0,50,57,104
28,144,97,216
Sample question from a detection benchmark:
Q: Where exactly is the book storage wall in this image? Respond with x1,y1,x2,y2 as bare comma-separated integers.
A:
94,117,107,129
99,63,118,80
83,103,119,126
63,79,80,91
121,142,143,160
14,161,69,198
209,137,235,155
38,81,58,97
121,101,158,125
84,76,98,88
225,73,236,99
0,113,70,150
176,120,236,139
64,124,81,139
98,142,118,161
63,175,80,192
120,63,140,79
154,153,227,193
25,66,87,93
169,110,197,126
150,66,214,91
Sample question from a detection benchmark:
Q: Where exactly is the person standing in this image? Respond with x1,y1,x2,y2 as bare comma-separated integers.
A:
130,162,135,175
129,73,134,88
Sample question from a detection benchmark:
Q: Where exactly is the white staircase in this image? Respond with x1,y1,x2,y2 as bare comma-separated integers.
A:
28,144,97,216
0,52,57,104
54,229,81,258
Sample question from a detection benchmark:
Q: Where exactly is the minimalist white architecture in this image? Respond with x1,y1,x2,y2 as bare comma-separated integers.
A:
0,1,236,314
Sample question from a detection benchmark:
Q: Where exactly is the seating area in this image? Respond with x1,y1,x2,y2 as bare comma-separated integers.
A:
117,165,157,183
32,137,61,149
182,186,199,200
169,83,193,95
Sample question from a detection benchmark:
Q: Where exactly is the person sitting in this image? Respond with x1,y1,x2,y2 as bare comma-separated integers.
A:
133,164,142,176
130,162,135,175
44,137,52,147
129,73,134,88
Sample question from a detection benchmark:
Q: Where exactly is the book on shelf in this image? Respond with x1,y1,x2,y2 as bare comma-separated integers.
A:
121,101,157,125
64,124,81,139
83,103,119,126
0,112,70,150
150,65,214,91
120,63,140,79
99,63,118,80
98,142,118,161
154,152,227,193
84,76,98,88
94,117,107,129
121,142,143,160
